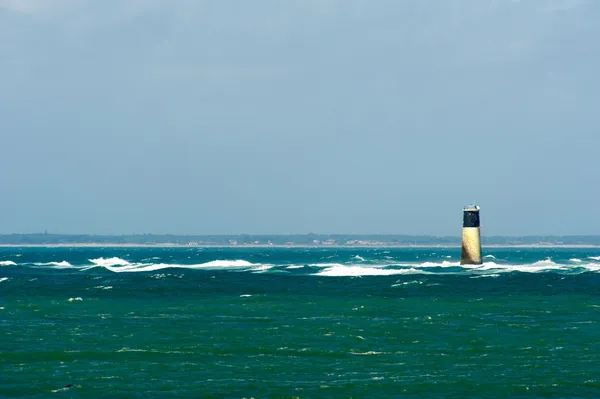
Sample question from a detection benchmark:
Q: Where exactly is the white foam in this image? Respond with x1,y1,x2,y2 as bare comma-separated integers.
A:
301,259,594,275
34,261,73,268
474,260,571,273
0,261,17,266
68,297,83,302
89,259,259,273
589,256,600,261
252,264,273,272
391,280,423,287
578,263,600,272
350,351,387,355
309,263,350,268
201,260,255,268
89,257,131,267
51,387,74,393
0,277,8,283
117,347,147,353
484,255,497,259
354,255,366,261
570,258,583,263
317,266,428,277
532,258,558,267
418,261,460,268
470,274,500,278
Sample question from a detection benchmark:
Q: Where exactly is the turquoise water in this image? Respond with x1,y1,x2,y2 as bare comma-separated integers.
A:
1,247,600,398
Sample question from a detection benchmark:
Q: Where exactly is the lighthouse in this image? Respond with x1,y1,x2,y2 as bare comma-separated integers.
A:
461,205,482,265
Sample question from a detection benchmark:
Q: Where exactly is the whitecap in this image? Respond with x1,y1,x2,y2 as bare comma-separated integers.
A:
51,387,74,393
470,274,500,278
309,263,350,268
0,261,17,266
117,347,147,353
88,259,259,273
0,277,8,283
391,280,423,287
251,264,273,272
34,261,73,268
89,257,131,267
418,261,460,268
475,260,570,273
317,266,429,277
68,297,83,302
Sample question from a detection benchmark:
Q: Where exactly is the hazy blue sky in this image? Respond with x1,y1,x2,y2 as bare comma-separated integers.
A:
1,0,599,236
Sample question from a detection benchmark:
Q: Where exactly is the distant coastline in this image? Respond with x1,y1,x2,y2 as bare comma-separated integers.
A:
1,233,600,249
1,244,600,249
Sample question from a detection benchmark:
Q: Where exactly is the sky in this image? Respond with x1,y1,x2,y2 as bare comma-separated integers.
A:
1,0,599,236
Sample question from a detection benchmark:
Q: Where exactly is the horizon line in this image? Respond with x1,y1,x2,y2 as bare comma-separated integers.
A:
2,233,600,238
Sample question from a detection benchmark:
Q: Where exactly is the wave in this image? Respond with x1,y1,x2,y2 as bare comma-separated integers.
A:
89,257,131,267
0,261,17,266
86,259,261,273
34,261,73,268
2,254,600,276
470,274,500,279
317,265,428,277
315,258,600,276
475,261,562,273
0,277,8,283
418,261,460,267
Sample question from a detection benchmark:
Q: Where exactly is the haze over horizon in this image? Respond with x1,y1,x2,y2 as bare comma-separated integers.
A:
1,0,599,236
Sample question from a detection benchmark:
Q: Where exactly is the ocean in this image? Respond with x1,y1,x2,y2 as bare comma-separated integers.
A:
1,246,600,398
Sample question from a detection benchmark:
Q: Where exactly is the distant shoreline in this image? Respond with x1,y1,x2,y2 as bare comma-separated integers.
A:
1,243,600,249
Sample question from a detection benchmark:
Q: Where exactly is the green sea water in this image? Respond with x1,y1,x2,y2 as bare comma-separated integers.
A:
1,247,600,398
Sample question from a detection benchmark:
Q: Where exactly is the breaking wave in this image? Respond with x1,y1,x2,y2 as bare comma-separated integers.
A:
317,265,427,277
84,258,262,273
0,261,17,266
2,253,600,276
33,261,73,268
89,257,131,267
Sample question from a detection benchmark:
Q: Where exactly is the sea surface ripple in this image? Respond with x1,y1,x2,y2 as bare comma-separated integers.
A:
1,247,600,398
